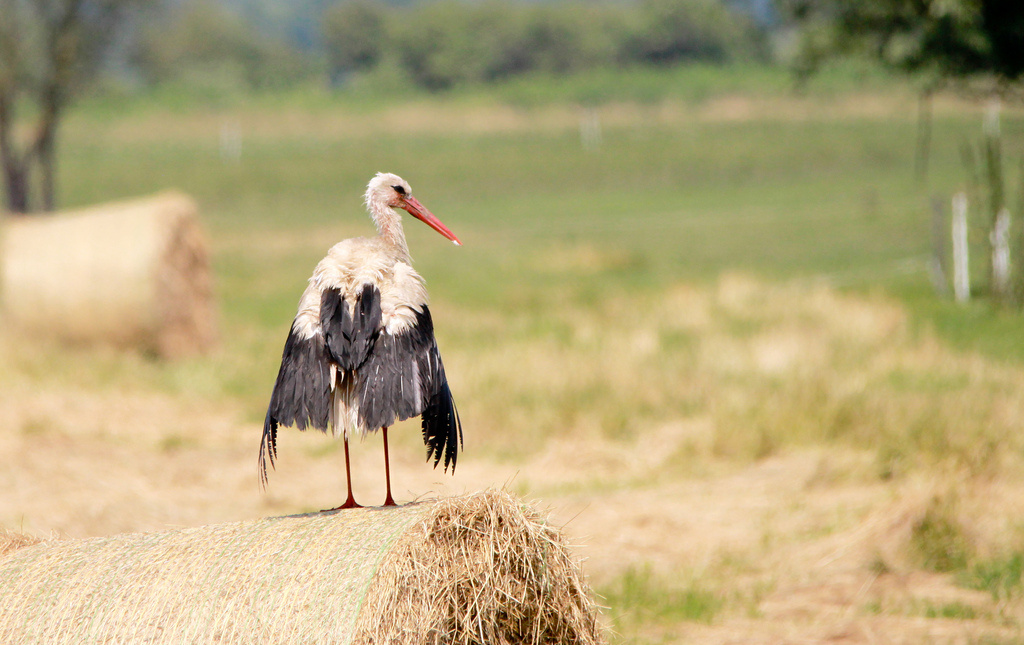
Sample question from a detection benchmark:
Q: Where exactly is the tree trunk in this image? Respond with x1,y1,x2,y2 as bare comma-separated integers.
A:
28,71,63,212
0,94,31,213
2,163,30,213
36,110,58,213
0,83,63,214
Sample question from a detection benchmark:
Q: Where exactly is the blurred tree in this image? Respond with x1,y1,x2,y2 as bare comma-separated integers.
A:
322,0,387,84
780,0,1024,86
387,0,766,92
518,3,623,75
624,0,767,66
391,1,477,90
133,0,311,91
0,0,139,213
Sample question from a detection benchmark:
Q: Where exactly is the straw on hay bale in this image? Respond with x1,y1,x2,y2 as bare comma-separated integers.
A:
0,528,40,559
0,192,217,357
0,490,604,644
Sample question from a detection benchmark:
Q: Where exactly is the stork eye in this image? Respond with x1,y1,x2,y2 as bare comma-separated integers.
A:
392,185,406,196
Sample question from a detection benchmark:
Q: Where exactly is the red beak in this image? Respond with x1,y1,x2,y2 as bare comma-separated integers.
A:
400,196,462,246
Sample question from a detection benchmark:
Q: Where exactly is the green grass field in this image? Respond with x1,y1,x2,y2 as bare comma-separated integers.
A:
59,68,1024,375
6,65,1024,643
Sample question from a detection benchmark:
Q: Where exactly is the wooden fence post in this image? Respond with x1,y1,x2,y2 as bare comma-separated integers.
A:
952,192,970,303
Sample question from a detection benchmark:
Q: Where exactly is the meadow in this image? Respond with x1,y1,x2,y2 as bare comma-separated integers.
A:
3,65,1024,642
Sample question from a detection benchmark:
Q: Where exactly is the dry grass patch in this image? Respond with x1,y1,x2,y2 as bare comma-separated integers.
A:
445,271,1024,484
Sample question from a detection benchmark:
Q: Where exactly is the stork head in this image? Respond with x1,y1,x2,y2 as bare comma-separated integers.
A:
365,172,461,246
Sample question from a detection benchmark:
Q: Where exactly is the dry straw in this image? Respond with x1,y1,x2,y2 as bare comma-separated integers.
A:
0,490,604,644
0,192,217,358
356,490,603,645
0,528,40,559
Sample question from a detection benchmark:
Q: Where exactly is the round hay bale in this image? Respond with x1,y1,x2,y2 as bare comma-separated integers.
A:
0,490,605,644
0,192,217,358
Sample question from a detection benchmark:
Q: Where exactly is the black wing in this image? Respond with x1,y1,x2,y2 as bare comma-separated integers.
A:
356,305,462,472
260,284,383,486
261,284,462,484
259,325,332,487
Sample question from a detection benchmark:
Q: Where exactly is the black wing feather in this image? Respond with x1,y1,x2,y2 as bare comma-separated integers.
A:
408,307,462,471
355,305,462,472
422,378,462,472
260,325,332,486
322,284,381,371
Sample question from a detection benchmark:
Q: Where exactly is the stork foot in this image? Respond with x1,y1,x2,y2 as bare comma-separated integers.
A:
323,495,362,512
383,493,397,507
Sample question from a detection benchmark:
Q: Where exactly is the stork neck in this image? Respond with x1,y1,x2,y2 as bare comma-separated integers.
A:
372,203,411,260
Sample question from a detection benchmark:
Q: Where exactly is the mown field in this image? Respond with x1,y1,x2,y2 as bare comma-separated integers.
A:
3,67,1024,643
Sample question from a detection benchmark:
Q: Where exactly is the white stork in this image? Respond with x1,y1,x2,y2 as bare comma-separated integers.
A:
259,172,462,509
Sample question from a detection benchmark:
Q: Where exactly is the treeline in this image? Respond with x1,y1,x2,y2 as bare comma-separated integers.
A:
129,0,769,92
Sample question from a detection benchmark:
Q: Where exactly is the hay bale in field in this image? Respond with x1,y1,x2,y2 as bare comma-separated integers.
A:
0,192,217,357
0,490,604,645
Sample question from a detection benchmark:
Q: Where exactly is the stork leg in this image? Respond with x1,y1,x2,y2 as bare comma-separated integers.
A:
325,435,361,511
382,426,397,507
